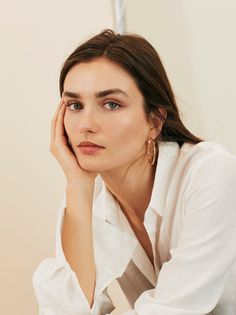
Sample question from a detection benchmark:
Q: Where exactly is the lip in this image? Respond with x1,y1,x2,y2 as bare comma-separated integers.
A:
78,141,105,148
78,146,105,155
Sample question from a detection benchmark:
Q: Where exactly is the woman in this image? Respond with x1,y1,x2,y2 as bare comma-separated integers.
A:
33,29,236,315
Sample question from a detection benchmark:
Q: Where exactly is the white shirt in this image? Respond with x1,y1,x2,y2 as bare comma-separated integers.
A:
33,141,236,315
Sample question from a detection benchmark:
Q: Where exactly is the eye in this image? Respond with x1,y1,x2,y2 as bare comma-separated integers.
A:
66,102,82,111
103,102,121,110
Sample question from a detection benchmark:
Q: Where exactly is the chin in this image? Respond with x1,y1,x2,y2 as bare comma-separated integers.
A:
78,160,108,172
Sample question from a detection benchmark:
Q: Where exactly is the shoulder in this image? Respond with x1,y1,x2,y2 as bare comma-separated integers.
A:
159,140,236,193
178,141,236,176
176,141,236,215
180,140,235,160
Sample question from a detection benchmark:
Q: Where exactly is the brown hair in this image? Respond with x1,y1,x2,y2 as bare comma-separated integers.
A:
59,29,202,147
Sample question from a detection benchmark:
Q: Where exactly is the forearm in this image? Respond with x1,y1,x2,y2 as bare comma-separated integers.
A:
62,182,96,308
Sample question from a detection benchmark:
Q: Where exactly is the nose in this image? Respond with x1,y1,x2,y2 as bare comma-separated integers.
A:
78,107,99,134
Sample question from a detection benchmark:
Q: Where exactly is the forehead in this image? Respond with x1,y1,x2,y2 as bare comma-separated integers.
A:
63,57,141,97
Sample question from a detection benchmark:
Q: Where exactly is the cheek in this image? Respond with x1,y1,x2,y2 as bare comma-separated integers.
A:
107,115,149,145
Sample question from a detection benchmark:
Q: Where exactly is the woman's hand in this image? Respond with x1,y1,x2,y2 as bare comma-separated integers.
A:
51,101,97,297
50,100,98,186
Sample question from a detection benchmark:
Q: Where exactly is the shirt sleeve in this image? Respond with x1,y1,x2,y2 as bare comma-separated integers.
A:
32,197,115,315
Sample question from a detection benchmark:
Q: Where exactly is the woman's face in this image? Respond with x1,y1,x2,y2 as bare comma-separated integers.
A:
63,57,158,172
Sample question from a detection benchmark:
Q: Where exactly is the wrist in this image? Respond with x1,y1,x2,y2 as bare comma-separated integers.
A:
67,176,95,189
66,179,95,199
65,182,94,218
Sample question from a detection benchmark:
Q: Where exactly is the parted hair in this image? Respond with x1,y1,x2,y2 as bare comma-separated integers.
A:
59,29,202,147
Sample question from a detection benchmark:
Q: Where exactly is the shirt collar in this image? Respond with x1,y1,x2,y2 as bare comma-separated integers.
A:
93,177,120,223
93,141,180,223
147,141,180,217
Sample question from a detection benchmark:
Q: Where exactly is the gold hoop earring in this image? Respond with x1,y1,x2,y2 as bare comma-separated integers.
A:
147,138,157,165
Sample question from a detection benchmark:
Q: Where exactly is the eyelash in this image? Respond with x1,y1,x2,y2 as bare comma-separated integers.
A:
66,101,122,112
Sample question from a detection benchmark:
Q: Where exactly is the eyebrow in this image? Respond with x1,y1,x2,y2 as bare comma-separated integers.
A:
63,88,129,99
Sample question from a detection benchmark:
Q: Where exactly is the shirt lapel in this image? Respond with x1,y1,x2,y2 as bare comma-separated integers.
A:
93,182,157,289
92,141,180,297
148,141,180,216
92,182,138,299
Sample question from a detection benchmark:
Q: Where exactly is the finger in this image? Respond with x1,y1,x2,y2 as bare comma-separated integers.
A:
50,100,64,143
51,100,64,133
55,102,67,141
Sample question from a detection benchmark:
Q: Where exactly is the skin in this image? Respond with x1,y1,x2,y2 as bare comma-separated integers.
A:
61,57,165,223
50,57,166,305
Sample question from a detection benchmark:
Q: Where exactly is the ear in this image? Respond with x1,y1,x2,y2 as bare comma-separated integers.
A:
148,108,167,140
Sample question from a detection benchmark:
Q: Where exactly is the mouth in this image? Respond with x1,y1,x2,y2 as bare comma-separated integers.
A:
79,144,104,148
78,145,105,155
78,141,105,148
76,141,106,155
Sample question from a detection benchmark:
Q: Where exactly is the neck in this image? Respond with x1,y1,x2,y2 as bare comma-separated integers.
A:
100,156,157,223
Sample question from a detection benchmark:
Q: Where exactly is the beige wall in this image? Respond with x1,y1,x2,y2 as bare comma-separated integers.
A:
125,0,236,155
1,1,236,314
